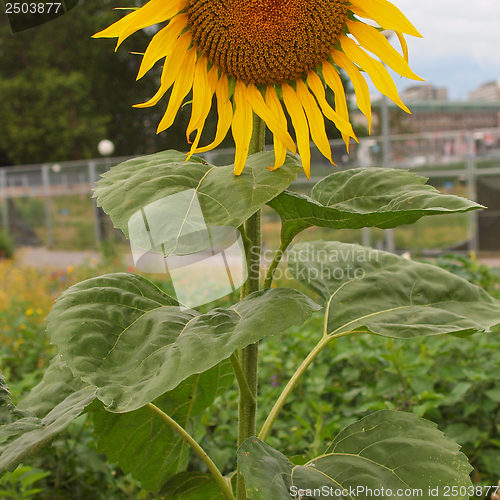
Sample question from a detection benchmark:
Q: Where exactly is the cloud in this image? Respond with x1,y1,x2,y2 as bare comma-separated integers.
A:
382,0,500,97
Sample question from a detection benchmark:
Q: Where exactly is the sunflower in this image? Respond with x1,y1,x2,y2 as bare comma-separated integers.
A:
94,0,422,177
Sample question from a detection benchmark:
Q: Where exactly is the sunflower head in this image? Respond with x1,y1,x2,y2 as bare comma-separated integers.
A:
95,0,422,177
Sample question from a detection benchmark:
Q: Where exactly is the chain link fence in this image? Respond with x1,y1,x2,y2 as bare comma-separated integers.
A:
1,127,500,255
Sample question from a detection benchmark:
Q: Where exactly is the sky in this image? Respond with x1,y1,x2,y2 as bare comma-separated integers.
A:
388,0,500,100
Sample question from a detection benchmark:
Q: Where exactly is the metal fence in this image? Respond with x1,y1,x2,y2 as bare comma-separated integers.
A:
1,127,500,254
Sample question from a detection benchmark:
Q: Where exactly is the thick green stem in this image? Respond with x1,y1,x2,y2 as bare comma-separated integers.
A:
147,403,234,500
236,114,265,500
230,353,256,406
258,332,353,442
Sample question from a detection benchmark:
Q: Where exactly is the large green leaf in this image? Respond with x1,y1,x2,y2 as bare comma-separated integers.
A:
239,411,472,500
289,242,500,338
94,150,301,241
18,356,88,417
92,361,233,491
48,272,319,412
161,472,226,499
237,435,294,499
269,168,482,241
0,387,96,473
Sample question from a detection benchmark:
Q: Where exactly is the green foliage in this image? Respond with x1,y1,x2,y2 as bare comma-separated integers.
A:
0,0,184,165
47,272,318,412
92,362,234,491
435,253,500,296
0,387,96,473
94,150,302,241
2,152,499,499
239,411,472,500
269,168,482,242
289,241,500,338
0,231,14,260
161,472,225,499
213,315,500,486
0,465,50,500
0,70,107,165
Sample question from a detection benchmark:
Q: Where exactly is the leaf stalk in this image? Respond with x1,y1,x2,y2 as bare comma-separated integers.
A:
146,403,235,500
258,331,354,442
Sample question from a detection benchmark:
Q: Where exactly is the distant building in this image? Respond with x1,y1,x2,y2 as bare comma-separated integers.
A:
401,84,448,102
391,101,500,133
468,79,500,101
351,101,500,135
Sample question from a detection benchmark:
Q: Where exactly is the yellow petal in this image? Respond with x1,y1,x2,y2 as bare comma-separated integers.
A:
265,86,288,170
396,31,409,62
231,82,253,175
330,52,372,133
185,64,218,160
187,57,211,138
349,0,422,38
347,21,422,81
295,81,334,165
245,84,296,154
93,0,185,49
137,14,187,80
194,74,233,153
187,128,204,160
313,67,353,150
157,48,197,133
349,3,371,19
307,70,356,148
134,32,192,109
282,83,311,178
340,36,410,113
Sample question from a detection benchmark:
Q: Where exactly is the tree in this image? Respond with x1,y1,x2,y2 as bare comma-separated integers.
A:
0,0,193,165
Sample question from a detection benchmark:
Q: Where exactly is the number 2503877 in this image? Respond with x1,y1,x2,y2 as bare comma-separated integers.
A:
5,3,62,14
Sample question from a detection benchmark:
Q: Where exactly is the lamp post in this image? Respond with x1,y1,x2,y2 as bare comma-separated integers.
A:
381,30,396,253
92,139,115,247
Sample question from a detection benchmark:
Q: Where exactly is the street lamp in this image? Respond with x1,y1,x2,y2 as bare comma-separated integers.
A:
98,139,115,157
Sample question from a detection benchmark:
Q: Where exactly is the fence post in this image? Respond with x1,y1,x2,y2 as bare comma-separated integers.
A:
381,94,396,253
359,138,372,248
88,162,102,247
41,165,54,248
0,169,9,235
466,133,479,253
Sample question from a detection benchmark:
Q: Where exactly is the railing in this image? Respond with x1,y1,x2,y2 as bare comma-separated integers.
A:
1,127,500,253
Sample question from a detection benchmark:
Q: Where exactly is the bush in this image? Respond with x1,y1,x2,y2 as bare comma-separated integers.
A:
0,231,14,260
199,253,500,488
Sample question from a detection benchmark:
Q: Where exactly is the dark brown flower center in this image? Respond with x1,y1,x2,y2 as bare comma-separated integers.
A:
186,0,349,85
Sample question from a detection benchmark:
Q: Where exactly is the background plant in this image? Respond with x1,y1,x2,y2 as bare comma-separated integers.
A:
1,145,499,500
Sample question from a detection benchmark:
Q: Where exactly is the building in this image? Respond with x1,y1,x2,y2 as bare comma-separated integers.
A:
468,80,500,101
400,84,448,102
389,101,500,134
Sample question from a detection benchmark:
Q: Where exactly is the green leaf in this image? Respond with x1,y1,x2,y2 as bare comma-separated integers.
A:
0,358,95,470
161,472,225,499
289,242,500,338
239,411,472,500
94,150,301,241
237,437,294,499
48,272,319,412
269,168,482,241
17,356,87,417
485,387,500,403
92,361,233,491
0,373,30,425
0,387,96,473
0,373,16,425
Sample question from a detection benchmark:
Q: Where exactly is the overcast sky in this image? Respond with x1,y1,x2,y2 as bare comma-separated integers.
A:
382,0,500,99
